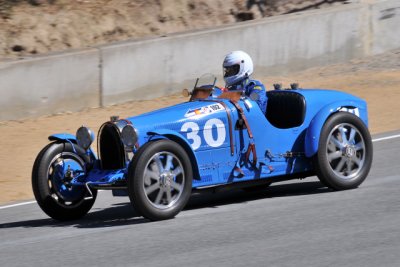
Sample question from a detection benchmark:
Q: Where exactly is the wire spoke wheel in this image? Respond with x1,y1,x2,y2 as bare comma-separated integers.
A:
32,142,97,221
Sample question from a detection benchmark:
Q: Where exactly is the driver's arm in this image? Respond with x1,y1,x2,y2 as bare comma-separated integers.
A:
248,82,267,113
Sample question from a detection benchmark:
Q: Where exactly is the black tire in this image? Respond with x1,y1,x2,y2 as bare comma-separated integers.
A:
313,112,373,190
127,139,193,221
32,142,97,221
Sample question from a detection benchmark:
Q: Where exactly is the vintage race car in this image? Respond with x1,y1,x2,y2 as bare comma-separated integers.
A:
32,74,373,221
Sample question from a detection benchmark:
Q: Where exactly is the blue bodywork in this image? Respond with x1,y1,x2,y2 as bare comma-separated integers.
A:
51,88,368,191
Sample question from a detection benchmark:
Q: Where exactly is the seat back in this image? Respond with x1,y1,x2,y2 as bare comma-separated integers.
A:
266,91,306,129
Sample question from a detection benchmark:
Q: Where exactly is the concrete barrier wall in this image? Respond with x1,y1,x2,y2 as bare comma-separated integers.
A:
0,49,100,120
0,0,399,121
101,4,368,106
370,0,400,54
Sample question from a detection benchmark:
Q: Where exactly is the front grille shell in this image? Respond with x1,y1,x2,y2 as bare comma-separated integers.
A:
97,120,129,170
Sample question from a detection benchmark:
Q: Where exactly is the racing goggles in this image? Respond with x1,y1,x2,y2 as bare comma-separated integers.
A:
223,64,240,78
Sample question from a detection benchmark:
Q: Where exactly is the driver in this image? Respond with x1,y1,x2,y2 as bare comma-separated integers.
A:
223,50,267,113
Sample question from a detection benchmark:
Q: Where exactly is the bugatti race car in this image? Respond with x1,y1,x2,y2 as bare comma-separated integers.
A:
32,74,373,221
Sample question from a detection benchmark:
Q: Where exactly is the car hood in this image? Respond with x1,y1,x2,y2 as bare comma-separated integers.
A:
126,100,229,142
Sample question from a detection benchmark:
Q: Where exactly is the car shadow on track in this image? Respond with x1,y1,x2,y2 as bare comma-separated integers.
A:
186,180,330,210
0,203,147,229
0,180,331,229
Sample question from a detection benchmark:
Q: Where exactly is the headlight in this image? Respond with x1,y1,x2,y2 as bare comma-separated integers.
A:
121,124,138,148
76,126,95,150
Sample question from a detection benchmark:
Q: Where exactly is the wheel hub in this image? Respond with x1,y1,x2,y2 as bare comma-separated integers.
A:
343,145,356,158
159,171,173,188
48,152,87,203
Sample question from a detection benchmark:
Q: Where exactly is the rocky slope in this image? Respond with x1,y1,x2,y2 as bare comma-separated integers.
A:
0,0,347,59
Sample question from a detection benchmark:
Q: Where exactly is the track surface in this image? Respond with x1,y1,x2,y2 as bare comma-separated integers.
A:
1,132,399,267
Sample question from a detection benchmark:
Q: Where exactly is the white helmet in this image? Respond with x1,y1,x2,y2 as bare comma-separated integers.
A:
223,50,254,86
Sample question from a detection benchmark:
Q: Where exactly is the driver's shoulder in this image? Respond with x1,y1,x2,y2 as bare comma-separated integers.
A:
247,79,265,91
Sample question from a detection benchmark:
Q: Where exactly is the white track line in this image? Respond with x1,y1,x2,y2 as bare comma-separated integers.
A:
0,134,399,210
372,134,400,143
0,201,37,210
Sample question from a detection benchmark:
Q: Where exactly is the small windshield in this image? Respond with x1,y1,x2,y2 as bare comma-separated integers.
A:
185,74,244,101
193,73,217,90
186,73,222,101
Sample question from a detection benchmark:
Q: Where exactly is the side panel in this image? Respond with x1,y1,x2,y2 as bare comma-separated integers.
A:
146,103,237,187
304,100,368,157
178,105,237,187
236,98,312,179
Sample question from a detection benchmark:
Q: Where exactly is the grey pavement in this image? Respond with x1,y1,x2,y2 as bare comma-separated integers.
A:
0,132,399,267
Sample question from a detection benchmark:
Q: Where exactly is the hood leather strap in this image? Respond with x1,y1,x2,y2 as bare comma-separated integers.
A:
230,100,257,165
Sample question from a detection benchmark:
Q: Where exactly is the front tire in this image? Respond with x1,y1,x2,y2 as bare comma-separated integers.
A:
313,112,373,190
128,140,193,221
32,142,97,221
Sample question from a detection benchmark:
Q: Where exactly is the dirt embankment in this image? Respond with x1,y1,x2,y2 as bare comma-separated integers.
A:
0,0,347,59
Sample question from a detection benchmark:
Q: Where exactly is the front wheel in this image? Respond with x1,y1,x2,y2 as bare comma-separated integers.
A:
32,142,97,221
313,112,373,190
128,140,193,221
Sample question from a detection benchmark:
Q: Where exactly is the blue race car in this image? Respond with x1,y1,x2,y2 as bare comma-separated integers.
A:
32,74,373,221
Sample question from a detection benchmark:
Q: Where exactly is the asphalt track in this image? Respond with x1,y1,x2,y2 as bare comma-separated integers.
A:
1,132,399,267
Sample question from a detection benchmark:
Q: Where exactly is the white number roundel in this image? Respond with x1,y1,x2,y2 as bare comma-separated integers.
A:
181,118,226,150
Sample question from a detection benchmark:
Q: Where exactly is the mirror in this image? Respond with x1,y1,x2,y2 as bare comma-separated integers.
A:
182,88,191,97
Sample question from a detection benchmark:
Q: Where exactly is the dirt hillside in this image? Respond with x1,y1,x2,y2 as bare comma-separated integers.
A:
0,0,347,59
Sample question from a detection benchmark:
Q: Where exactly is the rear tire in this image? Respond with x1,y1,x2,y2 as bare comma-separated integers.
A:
128,140,192,221
32,142,97,221
313,112,373,190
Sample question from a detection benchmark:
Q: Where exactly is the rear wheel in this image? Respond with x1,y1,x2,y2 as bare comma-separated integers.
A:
313,112,373,190
32,142,97,221
128,140,193,221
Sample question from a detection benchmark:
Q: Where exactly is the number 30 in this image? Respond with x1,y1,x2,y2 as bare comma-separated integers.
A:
181,118,226,150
